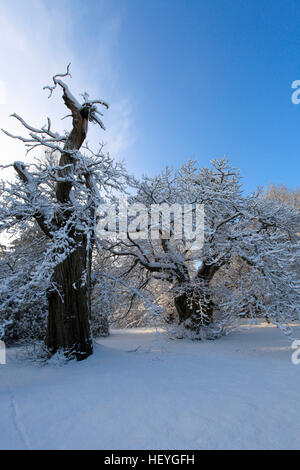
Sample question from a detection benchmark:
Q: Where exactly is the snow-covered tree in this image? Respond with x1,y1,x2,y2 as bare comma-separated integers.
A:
100,159,300,336
0,66,128,360
0,224,47,343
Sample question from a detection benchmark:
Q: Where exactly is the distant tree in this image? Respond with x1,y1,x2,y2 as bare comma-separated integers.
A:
0,66,128,360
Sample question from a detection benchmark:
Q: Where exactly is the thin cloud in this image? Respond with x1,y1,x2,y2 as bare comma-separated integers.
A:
0,0,134,177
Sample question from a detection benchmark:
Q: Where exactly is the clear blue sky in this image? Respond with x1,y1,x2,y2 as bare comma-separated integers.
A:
1,0,300,193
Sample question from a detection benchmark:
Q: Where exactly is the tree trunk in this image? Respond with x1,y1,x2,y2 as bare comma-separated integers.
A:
174,288,214,333
46,236,93,360
174,265,218,334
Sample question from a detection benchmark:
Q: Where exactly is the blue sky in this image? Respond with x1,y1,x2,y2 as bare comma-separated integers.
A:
0,0,300,193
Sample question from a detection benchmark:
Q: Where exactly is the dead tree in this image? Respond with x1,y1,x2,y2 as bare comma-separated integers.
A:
1,65,127,359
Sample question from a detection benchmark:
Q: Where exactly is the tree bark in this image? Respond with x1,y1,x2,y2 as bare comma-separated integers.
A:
174,288,214,332
46,235,93,360
8,73,110,361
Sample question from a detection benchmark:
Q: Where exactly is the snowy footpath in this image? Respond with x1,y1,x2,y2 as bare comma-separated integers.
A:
0,323,299,450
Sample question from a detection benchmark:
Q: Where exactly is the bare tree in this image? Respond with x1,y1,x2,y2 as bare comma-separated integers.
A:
0,66,128,360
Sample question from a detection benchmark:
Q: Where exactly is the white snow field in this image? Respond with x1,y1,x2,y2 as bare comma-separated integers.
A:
0,323,300,450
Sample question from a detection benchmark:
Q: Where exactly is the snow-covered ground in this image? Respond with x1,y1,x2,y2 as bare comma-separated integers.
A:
0,323,300,450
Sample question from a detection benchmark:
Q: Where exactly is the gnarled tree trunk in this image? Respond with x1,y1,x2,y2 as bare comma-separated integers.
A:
45,89,93,359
